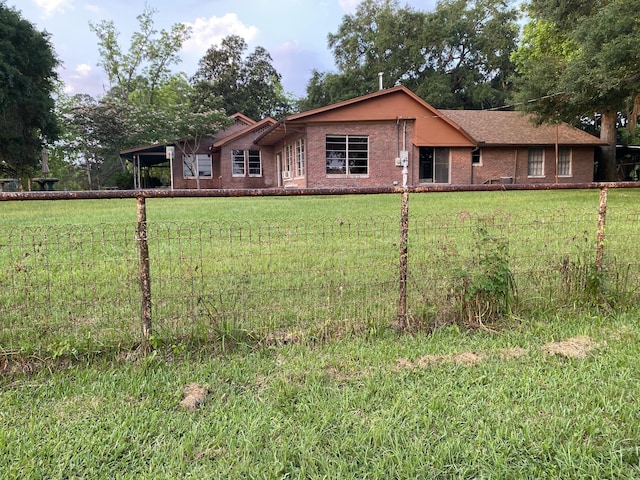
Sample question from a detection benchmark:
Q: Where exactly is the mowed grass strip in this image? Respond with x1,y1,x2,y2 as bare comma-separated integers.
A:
1,312,640,478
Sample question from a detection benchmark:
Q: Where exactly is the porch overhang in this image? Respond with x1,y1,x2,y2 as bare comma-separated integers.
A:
120,143,173,167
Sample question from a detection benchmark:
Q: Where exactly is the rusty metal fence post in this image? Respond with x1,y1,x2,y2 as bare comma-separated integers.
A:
136,196,152,350
595,186,608,274
397,190,409,329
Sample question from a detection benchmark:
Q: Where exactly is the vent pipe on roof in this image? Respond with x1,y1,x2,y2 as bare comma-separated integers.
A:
378,72,384,91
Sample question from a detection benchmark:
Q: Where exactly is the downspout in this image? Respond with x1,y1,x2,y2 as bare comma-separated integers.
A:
471,147,478,184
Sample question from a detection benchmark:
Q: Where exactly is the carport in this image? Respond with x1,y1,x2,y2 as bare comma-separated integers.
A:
120,143,174,189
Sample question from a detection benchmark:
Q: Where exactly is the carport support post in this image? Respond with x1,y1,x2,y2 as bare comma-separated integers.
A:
136,195,153,351
397,190,409,329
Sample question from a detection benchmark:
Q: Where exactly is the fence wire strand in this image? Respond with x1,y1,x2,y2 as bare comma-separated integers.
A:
1,192,639,355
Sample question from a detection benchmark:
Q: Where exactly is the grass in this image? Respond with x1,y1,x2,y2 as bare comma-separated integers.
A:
2,311,640,478
1,188,640,477
1,189,639,357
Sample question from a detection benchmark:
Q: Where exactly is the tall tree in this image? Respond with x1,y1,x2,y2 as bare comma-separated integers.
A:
0,2,59,177
417,0,518,108
512,0,640,180
191,35,291,119
89,5,191,106
305,0,518,110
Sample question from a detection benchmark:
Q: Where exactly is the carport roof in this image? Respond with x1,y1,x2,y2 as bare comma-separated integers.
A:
120,143,172,167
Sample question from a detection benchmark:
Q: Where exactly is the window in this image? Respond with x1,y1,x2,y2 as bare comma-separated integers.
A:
248,150,261,176
419,147,450,183
295,138,305,177
326,135,368,176
472,148,482,166
232,150,245,176
558,147,571,176
232,149,262,177
528,147,544,176
183,154,212,178
283,144,293,179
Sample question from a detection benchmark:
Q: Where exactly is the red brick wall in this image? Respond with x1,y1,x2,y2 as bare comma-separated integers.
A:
305,121,409,188
172,133,276,189
472,146,594,184
451,148,473,184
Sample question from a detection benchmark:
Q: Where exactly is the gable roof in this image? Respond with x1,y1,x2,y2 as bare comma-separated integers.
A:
256,85,476,147
230,112,256,126
213,117,277,149
440,110,605,146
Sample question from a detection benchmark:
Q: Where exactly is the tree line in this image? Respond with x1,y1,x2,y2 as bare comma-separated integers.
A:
1,0,638,188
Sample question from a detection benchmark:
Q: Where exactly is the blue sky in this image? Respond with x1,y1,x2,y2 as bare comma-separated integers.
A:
12,0,436,99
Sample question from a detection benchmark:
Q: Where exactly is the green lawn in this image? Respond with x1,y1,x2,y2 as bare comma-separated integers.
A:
1,189,640,478
2,311,640,478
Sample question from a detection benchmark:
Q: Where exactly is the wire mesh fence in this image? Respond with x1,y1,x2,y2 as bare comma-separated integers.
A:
1,186,639,357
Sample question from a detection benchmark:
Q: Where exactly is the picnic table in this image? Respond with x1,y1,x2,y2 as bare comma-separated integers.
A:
0,178,19,192
31,177,59,191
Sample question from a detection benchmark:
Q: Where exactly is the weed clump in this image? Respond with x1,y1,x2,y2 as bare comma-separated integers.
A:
451,225,515,329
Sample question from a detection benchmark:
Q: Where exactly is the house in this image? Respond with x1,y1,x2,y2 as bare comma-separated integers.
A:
121,86,605,189
120,113,278,189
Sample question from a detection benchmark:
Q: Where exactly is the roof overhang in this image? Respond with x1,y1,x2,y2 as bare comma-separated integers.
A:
120,143,172,167
255,121,306,146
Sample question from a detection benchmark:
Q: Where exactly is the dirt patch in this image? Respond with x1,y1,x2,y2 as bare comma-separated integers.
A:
179,383,209,411
541,336,598,359
396,351,485,369
497,347,528,360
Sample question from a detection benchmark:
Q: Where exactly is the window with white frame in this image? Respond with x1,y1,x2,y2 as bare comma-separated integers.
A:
183,154,212,178
248,150,261,176
326,135,368,176
558,147,571,176
295,138,305,177
472,148,482,166
232,149,262,177
283,144,293,179
528,147,544,176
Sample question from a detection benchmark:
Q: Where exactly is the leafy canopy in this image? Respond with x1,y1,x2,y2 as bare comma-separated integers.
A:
191,35,292,120
511,0,640,180
304,0,519,110
0,1,59,177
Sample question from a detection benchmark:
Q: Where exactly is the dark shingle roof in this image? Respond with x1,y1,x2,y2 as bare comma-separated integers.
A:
440,110,605,146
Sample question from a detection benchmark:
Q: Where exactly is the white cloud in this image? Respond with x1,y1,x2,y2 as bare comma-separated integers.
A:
74,63,92,77
33,0,74,17
338,0,361,14
181,13,259,56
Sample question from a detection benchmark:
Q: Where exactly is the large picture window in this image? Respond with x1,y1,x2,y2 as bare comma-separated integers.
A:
326,135,368,176
232,149,262,177
183,154,212,178
558,147,571,176
528,147,544,177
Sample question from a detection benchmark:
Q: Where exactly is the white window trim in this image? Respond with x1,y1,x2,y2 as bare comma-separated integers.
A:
325,134,369,178
472,148,482,167
231,149,262,178
183,153,213,179
231,150,245,177
248,150,262,177
294,138,305,178
528,147,545,178
283,144,293,179
558,147,572,177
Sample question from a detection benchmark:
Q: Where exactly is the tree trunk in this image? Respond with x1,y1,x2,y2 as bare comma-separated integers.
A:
629,94,640,138
599,110,617,181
